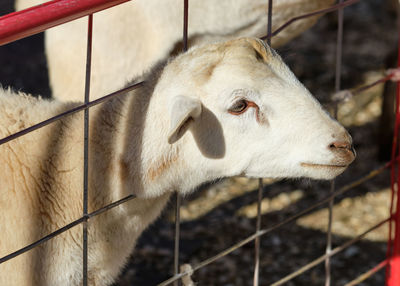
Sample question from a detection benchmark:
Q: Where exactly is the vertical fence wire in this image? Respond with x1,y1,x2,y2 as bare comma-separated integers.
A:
266,0,273,47
183,0,189,52
82,13,93,286
173,1,189,285
335,0,345,94
253,2,273,285
325,1,344,285
174,193,181,286
253,178,263,286
325,181,334,286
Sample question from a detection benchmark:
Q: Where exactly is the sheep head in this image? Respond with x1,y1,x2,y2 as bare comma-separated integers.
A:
156,38,355,185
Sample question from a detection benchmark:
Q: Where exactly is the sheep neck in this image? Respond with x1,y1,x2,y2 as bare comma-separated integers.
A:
120,81,185,199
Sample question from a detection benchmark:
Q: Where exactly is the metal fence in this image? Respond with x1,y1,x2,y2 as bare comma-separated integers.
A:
0,0,398,285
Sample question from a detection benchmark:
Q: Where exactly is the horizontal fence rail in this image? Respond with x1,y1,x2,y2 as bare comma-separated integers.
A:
0,82,143,146
0,0,131,45
0,193,136,264
0,0,397,285
345,260,389,286
261,0,359,41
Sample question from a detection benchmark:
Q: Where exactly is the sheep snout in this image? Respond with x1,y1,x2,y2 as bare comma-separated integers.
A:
328,132,356,166
328,139,356,166
298,130,355,180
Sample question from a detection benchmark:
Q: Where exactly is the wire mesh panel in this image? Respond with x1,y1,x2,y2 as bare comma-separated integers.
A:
0,0,398,285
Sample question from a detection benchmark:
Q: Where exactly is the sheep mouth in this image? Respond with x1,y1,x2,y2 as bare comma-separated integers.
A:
300,163,348,169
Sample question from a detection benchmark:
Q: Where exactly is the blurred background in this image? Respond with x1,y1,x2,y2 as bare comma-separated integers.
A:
0,0,398,285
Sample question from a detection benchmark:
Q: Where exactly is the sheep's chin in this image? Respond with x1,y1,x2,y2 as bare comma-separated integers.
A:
300,162,348,180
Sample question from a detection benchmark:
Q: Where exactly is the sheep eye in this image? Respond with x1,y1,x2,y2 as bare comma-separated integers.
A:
228,100,248,115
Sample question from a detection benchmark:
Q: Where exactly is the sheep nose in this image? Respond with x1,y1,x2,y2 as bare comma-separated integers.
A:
328,140,356,164
329,141,351,150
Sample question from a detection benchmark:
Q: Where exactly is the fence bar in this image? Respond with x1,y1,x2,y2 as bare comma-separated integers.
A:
261,0,358,42
183,0,189,52
82,13,93,286
325,180,334,286
0,193,136,264
325,1,345,285
335,0,344,94
0,82,143,146
329,71,398,109
345,260,388,286
254,1,273,285
0,0,131,46
173,2,189,285
266,0,273,46
387,1,400,283
174,193,182,286
271,218,390,286
385,4,400,282
386,2,400,284
158,164,389,286
353,74,394,95
253,178,263,286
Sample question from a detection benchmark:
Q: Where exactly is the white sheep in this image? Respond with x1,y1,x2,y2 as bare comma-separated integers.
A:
0,38,355,285
15,0,334,101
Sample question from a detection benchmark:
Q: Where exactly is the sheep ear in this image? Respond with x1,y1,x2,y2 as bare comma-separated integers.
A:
168,95,202,144
247,38,269,62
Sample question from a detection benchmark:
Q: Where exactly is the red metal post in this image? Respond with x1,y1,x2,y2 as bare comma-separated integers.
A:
387,85,400,285
387,3,400,284
0,0,131,46
387,91,400,284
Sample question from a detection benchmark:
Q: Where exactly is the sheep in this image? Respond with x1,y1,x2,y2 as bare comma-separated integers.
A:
15,0,334,101
0,38,355,285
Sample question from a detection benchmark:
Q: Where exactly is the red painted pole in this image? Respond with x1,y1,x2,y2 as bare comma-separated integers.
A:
387,89,400,285
0,0,131,46
387,3,400,285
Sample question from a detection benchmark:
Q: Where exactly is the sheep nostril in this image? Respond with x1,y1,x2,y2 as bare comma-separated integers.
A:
329,140,356,157
329,140,356,164
329,141,352,151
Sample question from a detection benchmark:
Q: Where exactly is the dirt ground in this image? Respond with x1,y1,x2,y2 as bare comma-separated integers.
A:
0,0,398,285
